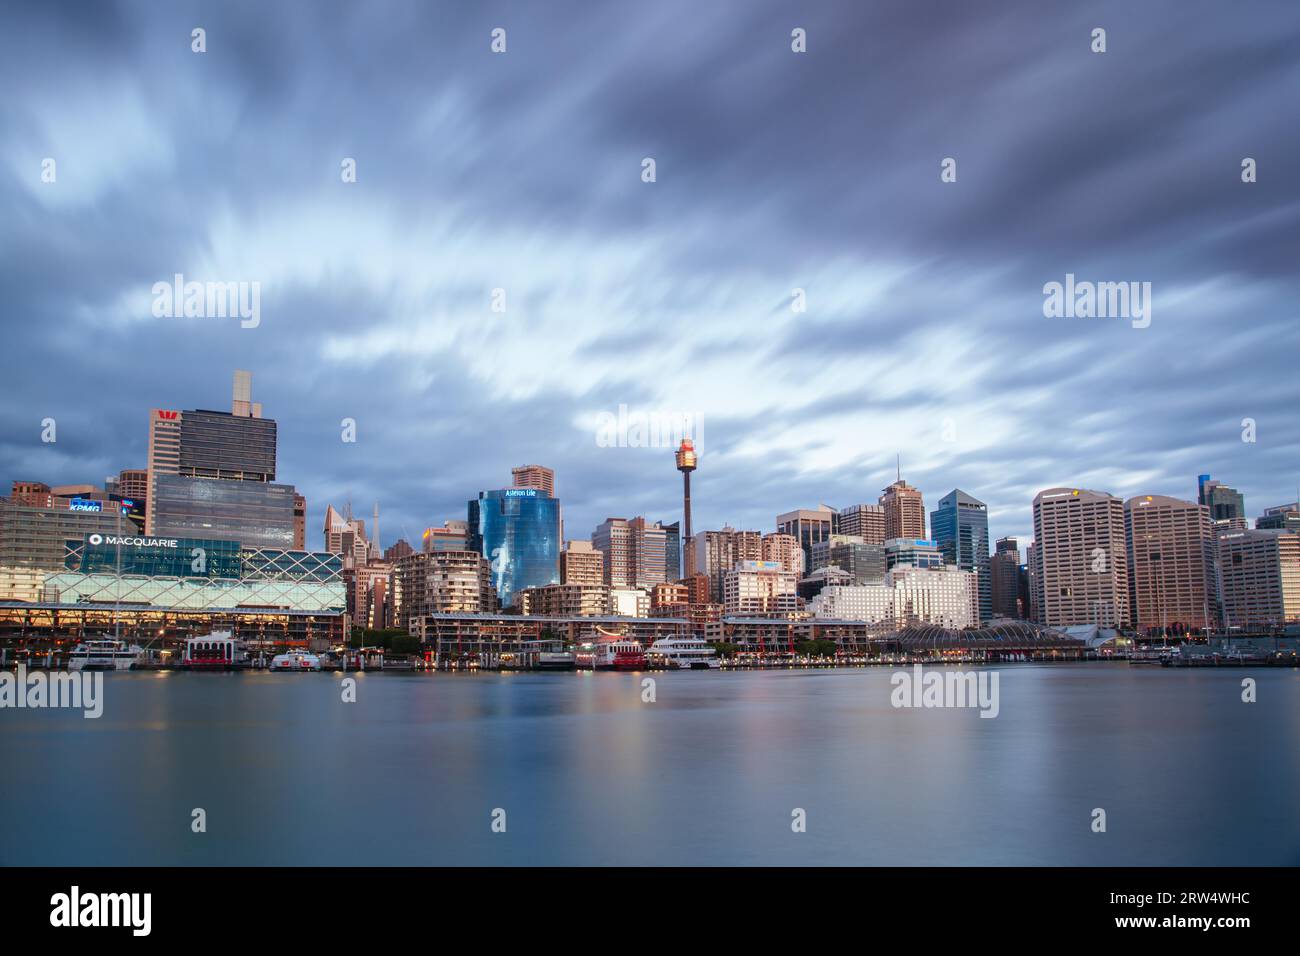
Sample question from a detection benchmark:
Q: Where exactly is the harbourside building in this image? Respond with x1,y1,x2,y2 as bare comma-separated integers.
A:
1031,487,1129,628
1123,494,1217,635
721,560,799,616
519,583,609,617
0,533,348,645
0,497,134,602
809,567,978,628
1216,529,1300,629
392,550,498,630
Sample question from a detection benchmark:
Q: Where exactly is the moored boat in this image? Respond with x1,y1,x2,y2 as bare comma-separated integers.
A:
594,638,647,671
269,649,323,671
648,636,720,670
67,638,145,672
181,632,248,671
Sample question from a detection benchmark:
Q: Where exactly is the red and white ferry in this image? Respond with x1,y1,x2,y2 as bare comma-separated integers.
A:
181,632,247,670
593,637,647,671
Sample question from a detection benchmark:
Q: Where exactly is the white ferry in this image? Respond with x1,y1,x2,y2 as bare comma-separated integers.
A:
67,638,145,672
648,636,720,670
269,649,323,671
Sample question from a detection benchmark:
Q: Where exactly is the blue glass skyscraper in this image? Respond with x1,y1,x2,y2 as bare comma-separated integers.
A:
468,488,561,608
930,489,991,622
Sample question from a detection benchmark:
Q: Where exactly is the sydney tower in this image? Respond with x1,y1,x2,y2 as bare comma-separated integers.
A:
675,438,697,542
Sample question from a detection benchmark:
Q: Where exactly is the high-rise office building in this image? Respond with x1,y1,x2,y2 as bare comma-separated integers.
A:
323,505,369,566
930,489,991,622
469,487,561,608
512,464,555,498
690,526,763,603
809,534,885,585
1217,529,1300,629
1124,495,1217,634
989,536,1024,619
292,493,306,549
111,469,149,503
761,532,805,575
1026,542,1042,623
884,538,942,570
1198,474,1246,532
1256,503,1300,533
837,503,886,545
151,474,297,549
880,479,926,540
776,506,837,572
422,520,470,552
663,520,681,581
145,408,182,534
1031,488,1129,628
0,497,132,601
560,540,605,585
592,517,667,588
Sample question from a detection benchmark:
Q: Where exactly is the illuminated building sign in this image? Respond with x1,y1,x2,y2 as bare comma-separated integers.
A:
69,499,102,513
504,488,538,498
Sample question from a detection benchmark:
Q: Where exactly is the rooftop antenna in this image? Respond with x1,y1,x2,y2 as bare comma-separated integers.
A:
896,453,901,482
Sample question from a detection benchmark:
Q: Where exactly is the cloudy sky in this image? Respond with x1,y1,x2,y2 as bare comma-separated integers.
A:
2,0,1297,554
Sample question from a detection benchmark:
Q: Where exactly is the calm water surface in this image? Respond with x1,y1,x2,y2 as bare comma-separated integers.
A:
2,664,1298,865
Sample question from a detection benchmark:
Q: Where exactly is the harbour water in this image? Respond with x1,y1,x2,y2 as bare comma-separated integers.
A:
2,664,1297,866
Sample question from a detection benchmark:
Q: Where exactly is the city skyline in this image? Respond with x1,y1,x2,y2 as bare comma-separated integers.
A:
1,2,1297,556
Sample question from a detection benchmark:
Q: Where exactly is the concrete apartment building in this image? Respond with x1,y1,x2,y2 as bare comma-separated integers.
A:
560,540,605,585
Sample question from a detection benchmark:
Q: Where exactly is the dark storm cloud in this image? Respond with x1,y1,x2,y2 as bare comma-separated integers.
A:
1,0,1297,553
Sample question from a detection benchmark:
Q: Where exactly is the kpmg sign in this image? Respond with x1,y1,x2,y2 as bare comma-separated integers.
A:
69,499,102,513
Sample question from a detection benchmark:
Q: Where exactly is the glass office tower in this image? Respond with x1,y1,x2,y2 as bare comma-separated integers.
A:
151,474,297,549
468,488,561,608
930,489,992,622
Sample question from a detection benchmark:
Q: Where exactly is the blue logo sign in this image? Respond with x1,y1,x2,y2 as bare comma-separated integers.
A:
69,499,103,513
